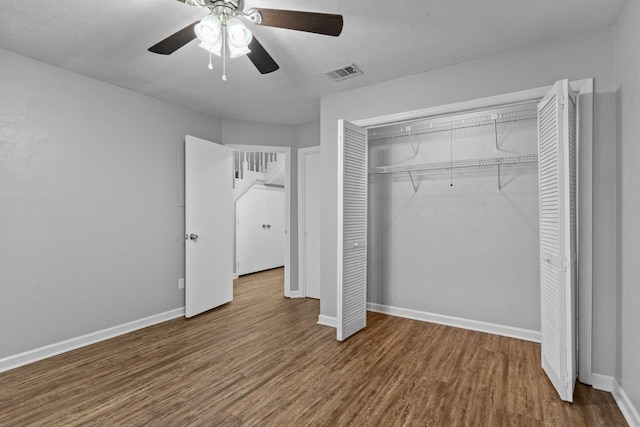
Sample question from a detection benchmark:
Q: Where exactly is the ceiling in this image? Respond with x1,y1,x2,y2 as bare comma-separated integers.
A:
0,0,627,125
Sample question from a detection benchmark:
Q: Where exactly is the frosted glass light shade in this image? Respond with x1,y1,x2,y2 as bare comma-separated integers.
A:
228,44,251,58
195,14,221,46
226,17,252,48
198,42,222,56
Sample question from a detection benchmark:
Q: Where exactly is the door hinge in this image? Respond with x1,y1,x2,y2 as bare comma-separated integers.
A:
562,257,568,272
559,93,565,109
563,372,570,386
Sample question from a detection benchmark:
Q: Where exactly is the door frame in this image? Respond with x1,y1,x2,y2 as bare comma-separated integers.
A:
227,144,292,297
298,146,321,298
351,79,594,385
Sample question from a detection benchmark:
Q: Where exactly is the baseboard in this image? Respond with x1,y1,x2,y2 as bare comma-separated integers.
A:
317,315,337,328
591,373,616,392
0,307,185,373
289,290,304,298
612,379,640,427
367,302,541,343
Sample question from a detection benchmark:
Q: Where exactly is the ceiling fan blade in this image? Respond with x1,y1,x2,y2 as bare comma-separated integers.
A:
247,37,279,74
148,21,198,55
252,9,343,36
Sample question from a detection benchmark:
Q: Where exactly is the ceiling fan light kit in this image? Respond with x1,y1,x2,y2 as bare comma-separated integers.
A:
149,0,344,79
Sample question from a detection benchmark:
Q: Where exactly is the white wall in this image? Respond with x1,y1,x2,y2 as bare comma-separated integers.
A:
320,27,617,376
0,48,222,359
296,121,321,149
368,117,539,330
615,0,640,418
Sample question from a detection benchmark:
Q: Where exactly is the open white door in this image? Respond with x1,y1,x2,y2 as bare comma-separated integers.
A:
185,135,233,318
537,80,577,401
337,120,368,341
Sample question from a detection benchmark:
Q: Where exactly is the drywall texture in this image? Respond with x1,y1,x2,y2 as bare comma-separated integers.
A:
615,0,640,417
320,27,617,376
368,117,539,330
0,49,222,359
296,121,321,149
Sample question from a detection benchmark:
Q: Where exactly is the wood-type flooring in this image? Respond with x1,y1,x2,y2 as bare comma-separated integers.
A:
0,268,627,426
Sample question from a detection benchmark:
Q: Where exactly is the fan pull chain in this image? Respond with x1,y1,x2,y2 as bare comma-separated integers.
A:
222,26,227,81
208,47,213,70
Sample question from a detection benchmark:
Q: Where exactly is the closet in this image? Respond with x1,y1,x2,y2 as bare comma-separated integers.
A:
367,103,541,332
236,186,285,275
336,79,586,402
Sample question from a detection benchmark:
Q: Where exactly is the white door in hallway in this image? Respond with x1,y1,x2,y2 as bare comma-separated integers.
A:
300,147,321,299
304,147,321,299
185,135,233,318
236,187,285,275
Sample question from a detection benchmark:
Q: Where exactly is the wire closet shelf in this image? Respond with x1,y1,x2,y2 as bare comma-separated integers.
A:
367,103,539,192
370,153,538,175
368,103,538,142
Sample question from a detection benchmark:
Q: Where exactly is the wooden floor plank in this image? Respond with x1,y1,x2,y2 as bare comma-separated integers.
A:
0,268,628,426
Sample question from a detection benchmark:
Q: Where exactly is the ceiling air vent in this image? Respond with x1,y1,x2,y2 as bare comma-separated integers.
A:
323,64,363,82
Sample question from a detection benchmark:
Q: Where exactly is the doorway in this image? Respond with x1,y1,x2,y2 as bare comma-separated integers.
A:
227,144,292,297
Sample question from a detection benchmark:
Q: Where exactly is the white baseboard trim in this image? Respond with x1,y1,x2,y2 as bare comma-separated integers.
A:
589,374,640,426
0,307,185,374
612,379,640,427
591,373,616,392
289,290,304,298
317,315,337,328
367,302,541,343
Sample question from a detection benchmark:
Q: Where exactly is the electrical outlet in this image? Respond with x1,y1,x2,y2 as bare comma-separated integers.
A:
178,278,184,289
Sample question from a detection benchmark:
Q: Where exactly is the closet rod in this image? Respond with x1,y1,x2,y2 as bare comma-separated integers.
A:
369,107,537,141
370,153,538,175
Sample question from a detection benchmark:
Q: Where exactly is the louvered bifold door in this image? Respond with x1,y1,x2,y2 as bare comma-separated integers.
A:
537,79,577,402
337,119,368,341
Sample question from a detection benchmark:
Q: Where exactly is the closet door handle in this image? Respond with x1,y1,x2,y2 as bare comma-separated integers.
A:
266,224,271,230
189,233,198,241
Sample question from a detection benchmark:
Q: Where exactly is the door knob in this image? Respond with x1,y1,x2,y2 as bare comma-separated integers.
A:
266,224,271,230
189,233,199,241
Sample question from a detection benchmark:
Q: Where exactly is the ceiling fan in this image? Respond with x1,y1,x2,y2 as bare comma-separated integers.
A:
149,0,343,78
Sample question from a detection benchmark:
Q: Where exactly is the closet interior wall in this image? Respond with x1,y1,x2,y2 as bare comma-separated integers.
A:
367,106,541,331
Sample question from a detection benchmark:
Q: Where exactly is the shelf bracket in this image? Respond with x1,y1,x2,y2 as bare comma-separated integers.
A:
407,128,419,157
408,171,419,193
492,114,499,152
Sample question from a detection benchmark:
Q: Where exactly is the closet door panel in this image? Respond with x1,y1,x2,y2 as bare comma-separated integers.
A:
337,119,368,341
237,188,267,275
537,79,576,402
265,189,285,269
